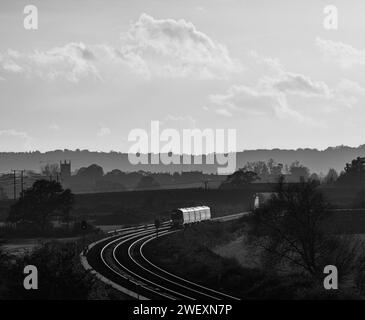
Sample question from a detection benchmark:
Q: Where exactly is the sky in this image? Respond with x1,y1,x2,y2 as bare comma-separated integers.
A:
1,0,365,152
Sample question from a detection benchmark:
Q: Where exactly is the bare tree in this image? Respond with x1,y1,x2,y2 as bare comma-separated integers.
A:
251,177,362,281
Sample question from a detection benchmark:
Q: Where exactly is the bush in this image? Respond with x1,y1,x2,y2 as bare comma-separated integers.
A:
1,241,93,300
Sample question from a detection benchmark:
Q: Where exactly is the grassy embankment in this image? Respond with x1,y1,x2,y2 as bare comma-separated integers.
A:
144,218,312,299
144,216,364,299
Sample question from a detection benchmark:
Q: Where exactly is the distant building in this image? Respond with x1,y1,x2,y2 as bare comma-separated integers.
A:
253,192,272,209
60,161,71,182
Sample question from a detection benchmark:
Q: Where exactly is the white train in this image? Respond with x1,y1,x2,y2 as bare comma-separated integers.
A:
171,206,211,228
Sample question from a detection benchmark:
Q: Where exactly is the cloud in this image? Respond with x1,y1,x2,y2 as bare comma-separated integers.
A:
249,50,283,74
336,78,365,96
316,37,365,68
2,62,23,73
215,108,232,117
30,42,101,82
162,114,197,128
208,66,331,125
0,129,29,139
209,84,310,122
249,51,331,98
202,105,209,111
0,42,152,82
210,85,275,116
206,51,337,125
97,126,111,137
120,13,241,79
49,124,60,131
195,6,206,13
266,72,331,97
0,43,103,82
0,129,33,151
0,14,240,82
334,79,365,108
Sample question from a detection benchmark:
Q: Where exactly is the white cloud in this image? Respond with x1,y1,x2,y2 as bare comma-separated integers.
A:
249,51,331,98
0,129,33,151
209,84,312,123
208,52,332,125
265,72,331,98
203,46,363,127
215,108,232,117
163,114,197,128
249,50,283,74
334,79,365,108
49,124,60,131
97,126,111,137
120,13,241,79
0,129,29,139
0,43,103,82
30,42,101,82
2,62,23,73
209,63,365,123
316,37,365,68
336,78,365,96
0,42,151,82
0,14,240,82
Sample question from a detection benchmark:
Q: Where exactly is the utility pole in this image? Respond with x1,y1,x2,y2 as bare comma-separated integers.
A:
20,170,24,197
12,170,16,200
203,180,209,190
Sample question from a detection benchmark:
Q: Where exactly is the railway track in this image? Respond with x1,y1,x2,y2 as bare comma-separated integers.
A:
85,213,246,300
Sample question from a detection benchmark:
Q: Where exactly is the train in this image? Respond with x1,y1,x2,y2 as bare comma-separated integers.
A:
171,206,211,228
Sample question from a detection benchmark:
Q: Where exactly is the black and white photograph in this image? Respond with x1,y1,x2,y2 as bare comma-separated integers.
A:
1,0,365,311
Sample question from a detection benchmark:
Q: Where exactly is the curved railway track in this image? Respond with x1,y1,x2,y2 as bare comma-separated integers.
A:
85,213,247,300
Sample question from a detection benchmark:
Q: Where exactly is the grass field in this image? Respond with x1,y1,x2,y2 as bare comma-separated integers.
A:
144,217,364,299
0,188,256,225
0,185,365,228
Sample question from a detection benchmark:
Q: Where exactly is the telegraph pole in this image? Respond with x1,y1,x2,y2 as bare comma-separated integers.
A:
12,170,16,200
20,170,24,197
203,180,209,190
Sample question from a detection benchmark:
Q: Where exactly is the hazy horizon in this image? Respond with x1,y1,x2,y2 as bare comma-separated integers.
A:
1,142,365,154
0,145,365,176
